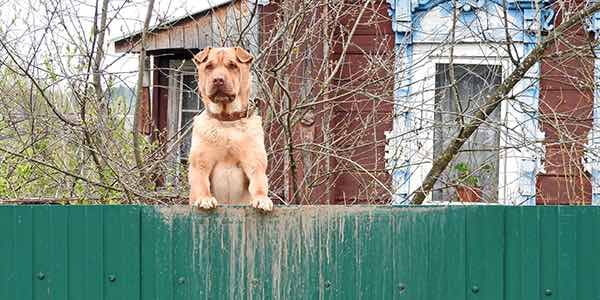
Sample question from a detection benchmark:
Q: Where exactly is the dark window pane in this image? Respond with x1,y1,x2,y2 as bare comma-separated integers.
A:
179,111,197,159
433,64,502,202
181,75,200,110
180,137,192,160
181,111,196,130
182,92,198,110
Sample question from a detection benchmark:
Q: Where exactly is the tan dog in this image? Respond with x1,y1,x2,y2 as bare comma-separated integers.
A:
188,47,273,211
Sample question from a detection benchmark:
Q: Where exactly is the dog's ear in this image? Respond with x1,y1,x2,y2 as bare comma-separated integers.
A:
234,47,254,64
193,47,211,66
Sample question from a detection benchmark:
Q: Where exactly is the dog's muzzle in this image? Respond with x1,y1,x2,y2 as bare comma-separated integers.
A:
210,92,235,103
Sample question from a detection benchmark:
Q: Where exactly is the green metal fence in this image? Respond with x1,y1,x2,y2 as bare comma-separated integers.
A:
0,205,598,299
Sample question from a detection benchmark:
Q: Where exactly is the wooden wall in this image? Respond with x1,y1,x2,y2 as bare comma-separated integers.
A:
114,1,249,53
328,2,394,203
537,0,594,204
260,1,394,204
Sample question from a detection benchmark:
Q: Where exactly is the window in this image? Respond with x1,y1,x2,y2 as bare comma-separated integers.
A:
433,64,502,202
386,1,545,204
168,60,203,163
178,74,203,162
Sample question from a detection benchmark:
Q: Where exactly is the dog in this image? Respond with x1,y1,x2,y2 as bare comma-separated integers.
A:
188,47,273,211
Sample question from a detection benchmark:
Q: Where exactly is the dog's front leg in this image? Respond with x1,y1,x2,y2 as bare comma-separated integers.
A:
188,152,217,209
241,157,273,211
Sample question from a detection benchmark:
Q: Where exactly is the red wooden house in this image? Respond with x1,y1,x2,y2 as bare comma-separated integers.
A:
114,0,596,205
114,0,394,204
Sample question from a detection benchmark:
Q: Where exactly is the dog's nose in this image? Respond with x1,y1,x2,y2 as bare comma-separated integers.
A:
213,76,225,86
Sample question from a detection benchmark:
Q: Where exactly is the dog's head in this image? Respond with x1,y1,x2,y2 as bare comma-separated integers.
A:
193,47,253,112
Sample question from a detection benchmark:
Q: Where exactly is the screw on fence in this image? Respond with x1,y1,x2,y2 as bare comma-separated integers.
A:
177,277,185,285
544,289,553,296
108,275,117,282
471,285,479,294
36,272,45,280
324,280,332,289
398,283,406,293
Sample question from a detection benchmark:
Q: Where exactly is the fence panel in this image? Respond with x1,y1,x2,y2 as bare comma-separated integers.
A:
2,205,600,299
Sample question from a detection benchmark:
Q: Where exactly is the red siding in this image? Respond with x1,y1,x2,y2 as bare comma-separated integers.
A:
328,2,394,204
537,2,594,204
260,1,394,204
150,57,170,142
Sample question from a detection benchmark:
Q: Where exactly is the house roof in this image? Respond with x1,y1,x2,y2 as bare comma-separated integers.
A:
112,0,235,48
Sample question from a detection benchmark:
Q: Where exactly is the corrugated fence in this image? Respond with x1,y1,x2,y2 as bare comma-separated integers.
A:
0,205,598,299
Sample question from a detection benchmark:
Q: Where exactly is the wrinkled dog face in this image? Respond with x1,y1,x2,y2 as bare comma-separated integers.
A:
193,47,253,107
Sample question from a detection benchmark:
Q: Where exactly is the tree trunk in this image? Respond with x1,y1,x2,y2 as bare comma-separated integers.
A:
133,0,156,170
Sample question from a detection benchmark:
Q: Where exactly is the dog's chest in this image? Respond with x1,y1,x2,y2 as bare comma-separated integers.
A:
195,117,261,149
199,122,247,146
210,161,249,204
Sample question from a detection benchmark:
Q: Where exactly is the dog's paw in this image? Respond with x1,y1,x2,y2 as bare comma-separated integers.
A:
191,196,218,210
251,196,273,212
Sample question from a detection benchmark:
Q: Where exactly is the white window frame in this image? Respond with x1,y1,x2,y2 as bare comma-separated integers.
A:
386,1,548,205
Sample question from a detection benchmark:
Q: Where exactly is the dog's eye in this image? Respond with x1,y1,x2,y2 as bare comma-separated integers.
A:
205,63,214,70
226,62,237,69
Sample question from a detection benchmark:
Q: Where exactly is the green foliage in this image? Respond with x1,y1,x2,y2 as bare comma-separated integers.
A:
0,45,188,203
453,162,491,187
42,56,59,82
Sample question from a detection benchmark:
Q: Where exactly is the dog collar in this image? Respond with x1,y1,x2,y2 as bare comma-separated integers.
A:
207,110,249,122
206,99,258,122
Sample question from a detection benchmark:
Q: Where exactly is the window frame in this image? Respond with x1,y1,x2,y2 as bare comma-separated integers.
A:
176,72,203,163
166,59,203,187
385,13,544,205
409,52,521,204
